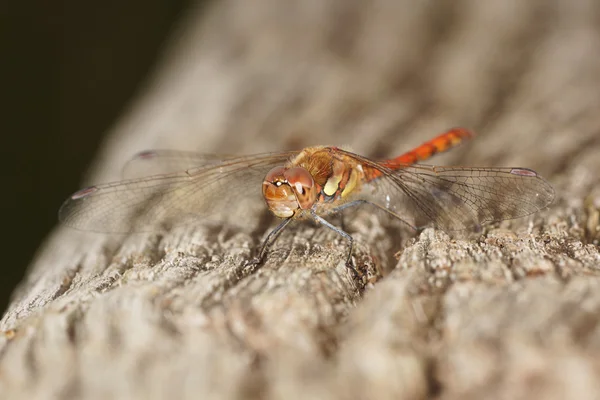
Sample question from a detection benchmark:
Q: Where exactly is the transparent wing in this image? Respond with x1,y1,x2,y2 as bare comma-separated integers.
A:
122,150,240,179
351,154,555,231
60,151,298,233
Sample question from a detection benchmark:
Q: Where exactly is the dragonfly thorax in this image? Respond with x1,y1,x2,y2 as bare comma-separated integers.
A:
262,166,317,218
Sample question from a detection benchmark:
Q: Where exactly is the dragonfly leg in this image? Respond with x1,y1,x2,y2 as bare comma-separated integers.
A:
244,218,293,271
328,200,368,213
329,199,419,231
310,209,359,277
326,200,368,232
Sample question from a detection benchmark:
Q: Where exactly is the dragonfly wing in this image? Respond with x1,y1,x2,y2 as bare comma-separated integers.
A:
360,163,555,231
60,152,298,233
122,150,240,179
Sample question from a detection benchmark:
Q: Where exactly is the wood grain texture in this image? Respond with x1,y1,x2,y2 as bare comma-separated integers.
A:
3,0,600,399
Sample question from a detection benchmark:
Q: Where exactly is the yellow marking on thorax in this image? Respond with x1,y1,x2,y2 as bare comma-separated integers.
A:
323,158,346,196
324,175,341,196
341,168,359,198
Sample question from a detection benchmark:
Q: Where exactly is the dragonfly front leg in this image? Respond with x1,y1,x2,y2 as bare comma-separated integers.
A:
309,209,359,277
244,217,293,271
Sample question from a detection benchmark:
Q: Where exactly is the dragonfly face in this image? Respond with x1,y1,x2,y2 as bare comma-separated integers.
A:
262,166,317,218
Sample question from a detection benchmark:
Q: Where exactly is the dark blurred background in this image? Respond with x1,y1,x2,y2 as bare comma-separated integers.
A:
0,1,193,312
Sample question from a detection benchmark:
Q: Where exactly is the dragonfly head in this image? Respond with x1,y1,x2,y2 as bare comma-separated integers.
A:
263,166,317,218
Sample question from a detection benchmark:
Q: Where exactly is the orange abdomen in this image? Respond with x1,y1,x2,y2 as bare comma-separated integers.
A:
365,127,473,181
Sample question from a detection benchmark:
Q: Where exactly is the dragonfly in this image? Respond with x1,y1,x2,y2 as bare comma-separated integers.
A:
59,128,555,274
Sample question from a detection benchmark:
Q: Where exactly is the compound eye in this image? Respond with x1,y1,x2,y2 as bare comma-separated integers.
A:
284,167,314,194
265,166,286,183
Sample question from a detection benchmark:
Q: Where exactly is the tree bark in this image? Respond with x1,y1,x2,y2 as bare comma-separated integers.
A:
3,0,600,399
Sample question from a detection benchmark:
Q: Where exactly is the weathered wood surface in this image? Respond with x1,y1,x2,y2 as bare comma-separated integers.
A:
2,0,600,399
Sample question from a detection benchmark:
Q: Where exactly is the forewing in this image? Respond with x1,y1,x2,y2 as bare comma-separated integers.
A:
359,161,555,231
122,150,240,179
60,152,298,233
